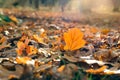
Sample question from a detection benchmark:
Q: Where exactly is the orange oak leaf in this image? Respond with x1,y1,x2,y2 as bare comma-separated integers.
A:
17,41,26,49
26,46,38,55
63,28,86,51
16,49,23,56
16,38,30,56
16,41,26,55
16,37,38,56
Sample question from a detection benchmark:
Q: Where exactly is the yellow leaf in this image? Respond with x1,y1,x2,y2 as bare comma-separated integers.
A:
33,35,44,44
64,28,86,51
57,65,65,73
9,15,18,23
16,57,31,64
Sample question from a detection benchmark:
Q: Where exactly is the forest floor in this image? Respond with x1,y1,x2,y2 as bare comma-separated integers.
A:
0,8,120,80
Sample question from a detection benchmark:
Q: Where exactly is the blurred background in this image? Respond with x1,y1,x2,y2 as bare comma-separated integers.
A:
0,0,120,13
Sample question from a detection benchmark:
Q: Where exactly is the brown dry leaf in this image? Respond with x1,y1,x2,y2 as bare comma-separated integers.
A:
51,36,63,51
86,66,107,74
64,54,79,62
57,65,65,73
64,28,86,51
34,63,52,72
0,44,11,50
16,57,31,64
26,46,38,56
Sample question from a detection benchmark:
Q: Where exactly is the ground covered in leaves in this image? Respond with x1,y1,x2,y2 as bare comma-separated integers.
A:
0,9,120,80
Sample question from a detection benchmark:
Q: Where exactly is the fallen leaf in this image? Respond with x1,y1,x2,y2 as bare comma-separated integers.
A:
35,63,52,72
9,15,18,23
101,28,111,35
63,28,86,51
0,36,7,44
86,66,107,74
16,57,31,64
24,37,30,47
40,31,47,38
26,46,38,56
16,41,26,55
90,27,98,34
0,44,11,50
63,54,78,62
33,35,44,44
17,41,25,50
57,65,65,73
16,37,31,56
8,74,18,80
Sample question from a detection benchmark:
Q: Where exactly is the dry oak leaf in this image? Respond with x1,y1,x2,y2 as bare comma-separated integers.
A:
16,38,30,55
16,41,26,55
64,28,86,51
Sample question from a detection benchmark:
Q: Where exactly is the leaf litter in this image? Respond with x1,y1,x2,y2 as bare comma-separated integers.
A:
0,9,120,80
